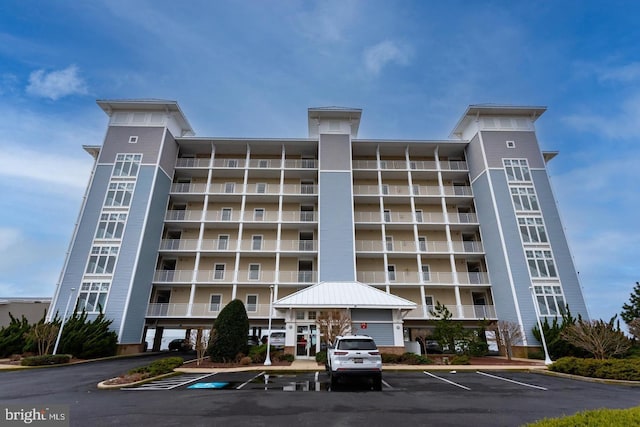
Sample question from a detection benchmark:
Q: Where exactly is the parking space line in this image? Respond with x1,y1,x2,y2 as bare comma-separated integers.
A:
236,371,266,390
382,379,393,389
476,371,548,391
423,371,471,390
166,373,216,389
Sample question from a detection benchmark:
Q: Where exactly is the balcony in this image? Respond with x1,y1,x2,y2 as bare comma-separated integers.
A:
404,304,496,320
170,183,208,193
159,239,199,251
175,158,210,168
284,159,317,169
146,302,274,318
356,271,489,285
165,210,201,222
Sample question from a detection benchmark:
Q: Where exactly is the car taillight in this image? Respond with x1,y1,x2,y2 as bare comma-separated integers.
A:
369,351,380,355
334,351,348,355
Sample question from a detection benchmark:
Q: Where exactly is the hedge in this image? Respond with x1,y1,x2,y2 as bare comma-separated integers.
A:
550,357,640,381
128,357,183,377
525,406,640,427
21,354,71,366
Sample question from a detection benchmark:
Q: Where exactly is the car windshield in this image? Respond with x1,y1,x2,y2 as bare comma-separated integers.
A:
337,339,376,350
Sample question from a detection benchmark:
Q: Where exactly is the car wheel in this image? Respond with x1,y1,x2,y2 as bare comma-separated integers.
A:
373,376,382,391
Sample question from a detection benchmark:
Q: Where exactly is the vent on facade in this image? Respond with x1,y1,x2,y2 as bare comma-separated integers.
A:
129,136,138,144
506,140,515,148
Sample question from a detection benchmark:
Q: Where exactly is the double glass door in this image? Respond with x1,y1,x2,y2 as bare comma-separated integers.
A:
295,324,317,358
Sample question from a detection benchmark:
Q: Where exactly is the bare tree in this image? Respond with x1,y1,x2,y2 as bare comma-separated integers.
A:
628,318,640,340
316,310,351,345
489,320,523,360
561,318,631,359
190,328,211,366
24,322,59,356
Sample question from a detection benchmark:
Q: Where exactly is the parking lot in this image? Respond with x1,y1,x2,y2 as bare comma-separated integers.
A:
124,369,562,393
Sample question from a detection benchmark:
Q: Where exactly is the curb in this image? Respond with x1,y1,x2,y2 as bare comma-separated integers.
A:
533,369,640,386
97,372,178,390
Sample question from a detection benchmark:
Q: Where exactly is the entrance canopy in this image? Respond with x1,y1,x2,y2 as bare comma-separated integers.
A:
273,281,416,311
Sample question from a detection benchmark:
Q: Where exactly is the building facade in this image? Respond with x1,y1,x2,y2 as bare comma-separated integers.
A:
48,100,588,356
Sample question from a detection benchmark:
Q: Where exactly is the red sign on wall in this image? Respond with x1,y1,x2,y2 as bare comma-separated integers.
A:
360,323,367,329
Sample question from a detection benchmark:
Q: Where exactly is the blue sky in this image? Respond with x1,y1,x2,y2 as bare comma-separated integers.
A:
0,1,638,326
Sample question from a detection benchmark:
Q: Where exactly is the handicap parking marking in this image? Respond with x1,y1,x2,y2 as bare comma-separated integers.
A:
124,373,217,390
475,371,548,391
423,371,471,390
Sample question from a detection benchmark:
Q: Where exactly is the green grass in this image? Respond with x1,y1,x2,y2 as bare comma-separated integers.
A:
524,406,640,426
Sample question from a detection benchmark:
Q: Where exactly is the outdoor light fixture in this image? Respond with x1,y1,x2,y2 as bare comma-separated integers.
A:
53,287,76,355
264,285,274,366
529,286,553,365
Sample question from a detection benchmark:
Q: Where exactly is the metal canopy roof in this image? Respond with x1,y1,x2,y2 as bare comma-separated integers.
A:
273,281,416,310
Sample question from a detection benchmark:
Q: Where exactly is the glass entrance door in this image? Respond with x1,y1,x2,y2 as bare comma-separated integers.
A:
295,325,317,358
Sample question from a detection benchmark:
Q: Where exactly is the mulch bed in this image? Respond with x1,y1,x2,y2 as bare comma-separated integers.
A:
182,358,292,368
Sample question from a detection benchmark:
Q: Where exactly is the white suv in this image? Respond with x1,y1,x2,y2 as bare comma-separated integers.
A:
327,335,382,390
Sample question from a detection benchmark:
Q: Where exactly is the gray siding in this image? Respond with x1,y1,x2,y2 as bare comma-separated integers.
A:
119,168,172,343
466,133,486,182
53,165,111,317
319,134,351,171
318,172,356,281
350,309,394,345
98,126,165,164
159,130,178,179
479,131,545,169
532,170,589,318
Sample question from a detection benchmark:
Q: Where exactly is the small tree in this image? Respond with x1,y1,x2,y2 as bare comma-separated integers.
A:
532,307,589,359
628,318,640,340
560,316,631,359
431,302,466,353
207,299,249,362
490,320,523,360
24,320,59,356
190,327,211,366
621,282,640,325
316,310,351,345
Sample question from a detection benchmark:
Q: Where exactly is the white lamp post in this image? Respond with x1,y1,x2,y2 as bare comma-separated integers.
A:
53,287,76,355
264,285,274,366
529,286,553,365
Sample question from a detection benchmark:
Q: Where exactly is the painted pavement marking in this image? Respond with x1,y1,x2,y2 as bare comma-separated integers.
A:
422,371,471,390
475,371,548,391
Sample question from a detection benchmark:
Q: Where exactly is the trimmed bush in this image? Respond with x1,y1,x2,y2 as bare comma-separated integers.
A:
128,357,183,376
206,300,250,362
381,353,401,364
279,353,295,363
0,314,33,357
249,344,267,363
21,354,71,366
399,352,432,365
315,350,327,364
525,406,640,427
57,310,118,359
450,355,470,365
550,357,640,381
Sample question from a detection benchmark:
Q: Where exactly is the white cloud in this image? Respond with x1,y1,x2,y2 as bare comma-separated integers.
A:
563,91,640,139
26,65,88,100
363,40,411,75
596,62,640,83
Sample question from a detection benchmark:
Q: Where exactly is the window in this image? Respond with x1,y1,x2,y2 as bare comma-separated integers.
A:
533,285,566,316
504,159,530,182
217,235,229,250
421,265,431,282
518,217,548,243
511,187,539,211
224,182,235,193
214,264,225,280
412,185,420,195
384,209,391,222
301,159,315,168
77,282,110,312
300,206,314,222
308,311,317,320
379,160,387,169
385,236,393,251
105,182,134,207
256,183,266,193
301,180,314,194
113,154,142,177
258,160,269,168
246,295,258,312
209,295,222,311
506,140,516,148
415,210,423,222
382,184,389,195
248,264,260,280
221,208,232,221
425,295,434,313
252,235,263,250
226,159,238,167
128,136,138,144
86,246,119,274
387,265,396,281
95,213,127,239
526,250,557,278
418,236,427,252
254,208,265,221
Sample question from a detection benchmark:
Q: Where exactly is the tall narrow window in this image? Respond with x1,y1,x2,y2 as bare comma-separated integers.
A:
217,235,229,250
385,236,393,251
214,264,225,280
421,265,431,282
418,236,427,252
254,208,265,221
387,265,396,281
246,295,258,312
382,184,389,195
256,183,266,193
252,235,263,250
415,210,423,222
221,208,232,221
248,265,260,281
225,182,235,193
425,295,434,313
209,295,222,311
384,209,391,222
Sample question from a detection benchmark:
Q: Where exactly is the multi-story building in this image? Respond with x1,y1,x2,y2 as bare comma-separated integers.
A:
48,100,588,357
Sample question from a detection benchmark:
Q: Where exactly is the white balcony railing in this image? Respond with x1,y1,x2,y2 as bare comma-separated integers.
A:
159,239,199,251
404,304,496,320
176,158,210,168
146,303,273,317
165,210,201,221
170,183,208,193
